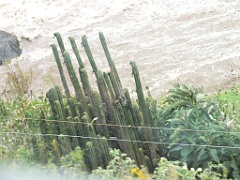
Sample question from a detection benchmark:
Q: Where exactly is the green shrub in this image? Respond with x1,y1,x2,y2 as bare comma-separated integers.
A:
153,157,229,180
89,149,137,179
158,83,240,179
59,146,87,178
213,85,240,130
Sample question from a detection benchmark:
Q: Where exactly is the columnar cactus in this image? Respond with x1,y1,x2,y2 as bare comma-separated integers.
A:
54,32,66,57
103,72,116,102
48,32,160,172
97,136,111,168
130,61,158,170
51,44,70,98
99,32,125,102
81,36,98,76
55,104,72,153
63,52,85,104
69,37,85,69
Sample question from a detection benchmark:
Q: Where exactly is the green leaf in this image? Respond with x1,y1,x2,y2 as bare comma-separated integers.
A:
169,129,183,140
186,109,193,118
197,136,207,143
197,147,206,161
169,145,183,152
230,159,238,169
209,149,219,163
196,93,206,103
181,146,191,162
210,133,224,140
208,105,214,114
166,118,182,124
185,136,195,144
232,170,240,179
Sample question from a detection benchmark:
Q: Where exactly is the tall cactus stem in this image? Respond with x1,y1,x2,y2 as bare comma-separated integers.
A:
99,32,125,100
63,51,87,107
77,102,84,116
96,104,109,137
79,68,99,118
130,61,158,167
108,72,122,102
68,97,78,118
51,44,70,98
98,32,122,92
54,100,72,154
54,32,66,56
69,37,85,69
103,72,115,102
46,90,57,119
55,86,65,110
81,35,98,76
130,61,150,126
138,148,147,167
86,141,98,170
87,103,95,120
96,70,118,128
97,135,110,168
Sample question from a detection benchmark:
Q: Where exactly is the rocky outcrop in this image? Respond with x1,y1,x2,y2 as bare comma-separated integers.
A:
0,30,22,65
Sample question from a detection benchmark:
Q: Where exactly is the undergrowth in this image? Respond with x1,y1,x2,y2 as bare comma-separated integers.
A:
1,62,240,179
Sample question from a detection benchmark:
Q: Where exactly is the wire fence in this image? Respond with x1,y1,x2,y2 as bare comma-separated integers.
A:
1,131,240,150
1,115,240,134
1,115,240,150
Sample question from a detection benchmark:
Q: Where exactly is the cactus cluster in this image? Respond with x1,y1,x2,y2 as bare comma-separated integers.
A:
46,32,159,172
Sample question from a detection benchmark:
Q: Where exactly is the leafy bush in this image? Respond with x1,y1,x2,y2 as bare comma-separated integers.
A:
1,62,52,119
158,83,240,179
2,65,240,179
89,149,137,180
153,157,229,180
213,85,240,130
51,146,87,178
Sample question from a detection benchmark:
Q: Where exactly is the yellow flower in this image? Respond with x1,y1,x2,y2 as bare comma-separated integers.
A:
130,167,146,179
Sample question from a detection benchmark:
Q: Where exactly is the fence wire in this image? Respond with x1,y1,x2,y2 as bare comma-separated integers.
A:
1,115,240,135
0,116,240,150
0,131,240,150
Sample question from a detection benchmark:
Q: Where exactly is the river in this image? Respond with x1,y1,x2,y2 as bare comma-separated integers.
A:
1,0,240,98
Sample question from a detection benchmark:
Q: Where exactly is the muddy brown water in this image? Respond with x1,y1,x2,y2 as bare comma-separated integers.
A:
1,0,240,98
